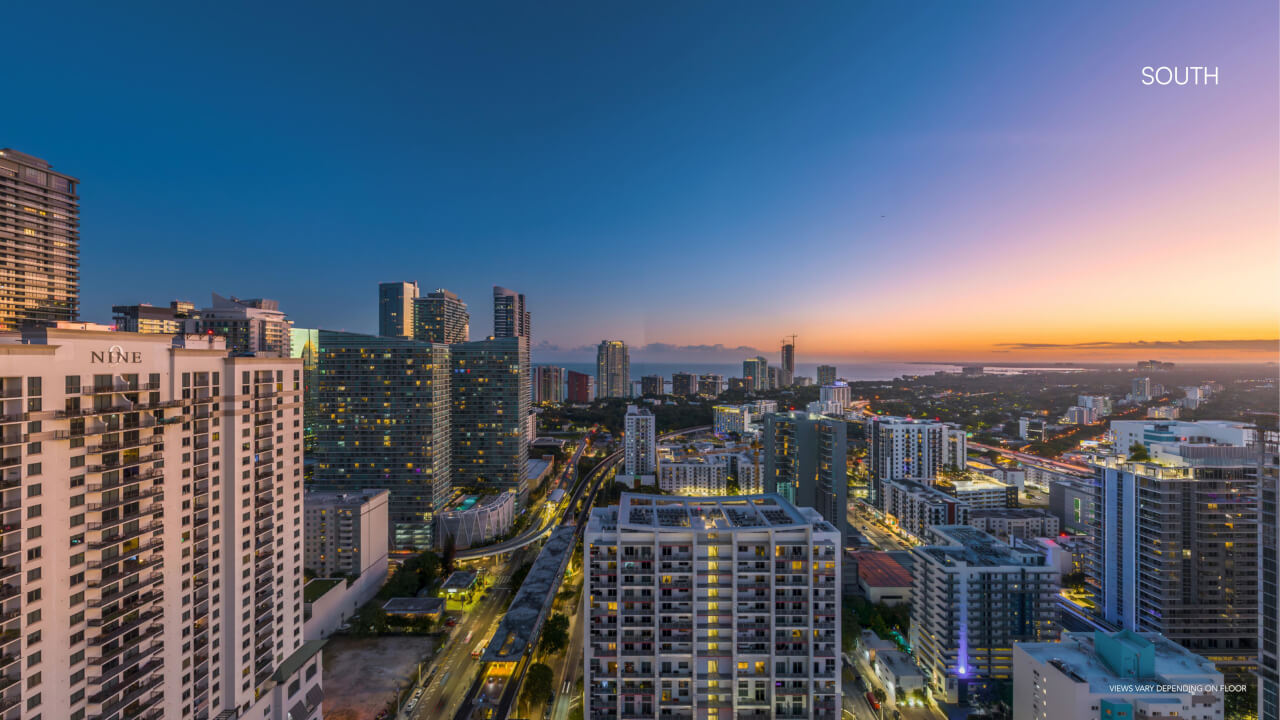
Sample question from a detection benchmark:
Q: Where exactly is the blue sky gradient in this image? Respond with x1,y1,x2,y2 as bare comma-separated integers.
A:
6,1,1276,361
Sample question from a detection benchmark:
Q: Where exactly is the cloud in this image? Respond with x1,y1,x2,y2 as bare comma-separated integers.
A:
636,343,767,356
994,339,1279,352
531,340,769,360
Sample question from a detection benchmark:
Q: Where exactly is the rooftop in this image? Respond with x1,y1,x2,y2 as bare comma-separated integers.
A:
968,508,1055,519
917,526,1047,568
382,597,445,615
947,476,1011,492
441,570,479,592
876,649,922,679
304,488,390,509
854,552,913,588
1019,631,1221,695
591,493,837,534
526,457,552,481
303,578,344,603
273,639,326,683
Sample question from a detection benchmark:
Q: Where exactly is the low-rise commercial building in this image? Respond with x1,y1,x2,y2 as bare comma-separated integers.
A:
852,552,912,606
1014,630,1224,720
873,650,926,706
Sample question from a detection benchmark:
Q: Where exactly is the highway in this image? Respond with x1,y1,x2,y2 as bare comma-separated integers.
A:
967,440,1091,475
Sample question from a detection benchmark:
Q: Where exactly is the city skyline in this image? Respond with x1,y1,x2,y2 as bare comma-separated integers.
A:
3,2,1275,363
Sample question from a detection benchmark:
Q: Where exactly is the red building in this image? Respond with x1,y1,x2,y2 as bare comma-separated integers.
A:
567,370,595,403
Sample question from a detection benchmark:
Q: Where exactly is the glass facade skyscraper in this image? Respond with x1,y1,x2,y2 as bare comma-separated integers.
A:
0,148,79,329
378,281,419,338
413,288,470,344
452,336,531,503
596,340,630,398
311,330,451,549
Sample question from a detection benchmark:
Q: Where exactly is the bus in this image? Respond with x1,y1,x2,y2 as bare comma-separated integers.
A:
471,641,486,659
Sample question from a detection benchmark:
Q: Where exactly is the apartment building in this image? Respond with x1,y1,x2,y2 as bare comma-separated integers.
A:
0,149,79,330
197,294,292,356
1084,432,1260,682
910,526,1060,704
566,371,595,404
741,357,768,392
303,489,389,578
620,406,656,488
412,288,469,345
491,286,530,340
532,366,564,404
864,416,950,508
938,475,1017,509
584,494,841,720
0,326,321,720
967,508,1060,540
670,373,697,398
451,337,530,503
596,341,630,399
310,330,451,550
377,281,418,338
111,301,199,335
712,405,751,436
1260,431,1279,720
763,412,847,540
882,479,969,542
695,374,725,397
656,455,728,495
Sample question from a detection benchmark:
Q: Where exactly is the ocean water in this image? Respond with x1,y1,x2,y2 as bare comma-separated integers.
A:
540,361,961,383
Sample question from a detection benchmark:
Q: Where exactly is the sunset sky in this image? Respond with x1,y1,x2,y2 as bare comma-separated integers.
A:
5,1,1277,363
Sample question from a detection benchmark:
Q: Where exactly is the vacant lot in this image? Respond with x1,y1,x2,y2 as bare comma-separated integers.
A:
323,635,437,720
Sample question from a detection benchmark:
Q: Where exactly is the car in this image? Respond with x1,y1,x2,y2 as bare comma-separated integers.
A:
445,618,457,627
405,688,425,713
866,691,880,710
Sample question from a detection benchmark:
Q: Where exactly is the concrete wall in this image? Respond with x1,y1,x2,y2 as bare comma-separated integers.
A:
303,557,389,641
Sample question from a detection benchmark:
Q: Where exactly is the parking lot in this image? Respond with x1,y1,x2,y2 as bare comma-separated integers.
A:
322,635,438,720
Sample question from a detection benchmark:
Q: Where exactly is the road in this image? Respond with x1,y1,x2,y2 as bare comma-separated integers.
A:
848,503,912,552
408,426,710,720
409,570,521,720
548,587,584,720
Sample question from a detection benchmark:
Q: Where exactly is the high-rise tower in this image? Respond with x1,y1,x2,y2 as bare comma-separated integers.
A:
596,341,630,398
378,281,419,338
492,286,530,339
0,149,79,329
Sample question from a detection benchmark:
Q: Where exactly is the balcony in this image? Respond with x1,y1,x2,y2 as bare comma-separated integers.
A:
88,611,163,647
88,467,163,493
87,453,159,473
87,571,164,607
87,486,164,513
